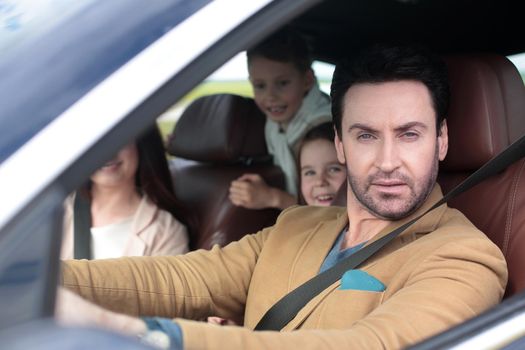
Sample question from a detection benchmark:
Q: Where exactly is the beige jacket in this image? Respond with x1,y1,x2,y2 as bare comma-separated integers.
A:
62,185,507,349
61,194,189,259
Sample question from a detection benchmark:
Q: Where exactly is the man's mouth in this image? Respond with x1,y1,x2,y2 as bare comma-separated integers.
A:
372,180,406,186
370,180,408,194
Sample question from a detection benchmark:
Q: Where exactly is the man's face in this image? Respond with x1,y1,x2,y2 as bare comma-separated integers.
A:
334,80,448,220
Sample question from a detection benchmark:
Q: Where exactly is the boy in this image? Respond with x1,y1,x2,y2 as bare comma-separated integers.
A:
229,28,332,210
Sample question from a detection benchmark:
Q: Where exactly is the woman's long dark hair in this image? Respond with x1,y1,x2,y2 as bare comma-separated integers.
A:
135,125,187,226
81,125,187,227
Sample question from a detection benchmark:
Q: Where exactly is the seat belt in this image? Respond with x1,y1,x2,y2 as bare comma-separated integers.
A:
255,134,525,331
73,192,92,259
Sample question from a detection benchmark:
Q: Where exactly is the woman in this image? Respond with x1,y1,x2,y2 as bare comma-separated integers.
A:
61,126,189,259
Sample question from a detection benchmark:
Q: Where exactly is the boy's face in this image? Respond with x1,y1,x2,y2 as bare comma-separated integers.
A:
248,56,314,127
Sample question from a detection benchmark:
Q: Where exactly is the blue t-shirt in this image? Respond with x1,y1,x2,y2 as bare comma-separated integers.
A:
319,228,366,273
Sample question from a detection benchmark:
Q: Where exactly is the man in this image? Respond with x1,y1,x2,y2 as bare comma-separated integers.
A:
58,45,507,349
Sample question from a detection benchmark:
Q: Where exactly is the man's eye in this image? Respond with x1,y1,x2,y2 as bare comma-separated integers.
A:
402,131,419,140
303,170,315,177
277,80,290,87
357,133,375,140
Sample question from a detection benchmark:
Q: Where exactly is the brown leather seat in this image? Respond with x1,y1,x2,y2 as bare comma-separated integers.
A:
167,94,285,250
439,54,525,298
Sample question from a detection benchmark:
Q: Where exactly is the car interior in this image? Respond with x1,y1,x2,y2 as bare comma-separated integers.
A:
1,0,524,348
438,54,525,299
166,93,286,250
157,1,525,344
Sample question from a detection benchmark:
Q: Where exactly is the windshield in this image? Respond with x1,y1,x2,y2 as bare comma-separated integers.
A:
0,0,209,164
0,0,94,52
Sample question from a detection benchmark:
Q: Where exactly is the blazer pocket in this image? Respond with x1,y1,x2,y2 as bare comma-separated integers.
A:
315,289,385,329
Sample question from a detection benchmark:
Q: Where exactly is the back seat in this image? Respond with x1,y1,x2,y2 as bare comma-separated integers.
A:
439,54,525,298
167,94,285,250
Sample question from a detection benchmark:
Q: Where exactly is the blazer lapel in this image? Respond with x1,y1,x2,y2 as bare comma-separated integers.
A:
287,208,348,290
282,185,448,330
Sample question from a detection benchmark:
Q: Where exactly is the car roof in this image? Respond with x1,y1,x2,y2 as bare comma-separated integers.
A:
291,0,524,63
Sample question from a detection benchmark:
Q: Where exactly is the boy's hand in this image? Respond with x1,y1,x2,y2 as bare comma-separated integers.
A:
229,174,274,209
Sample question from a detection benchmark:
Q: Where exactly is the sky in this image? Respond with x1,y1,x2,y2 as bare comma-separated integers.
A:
208,52,336,81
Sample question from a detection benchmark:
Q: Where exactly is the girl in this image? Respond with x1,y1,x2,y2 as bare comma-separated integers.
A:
299,123,347,206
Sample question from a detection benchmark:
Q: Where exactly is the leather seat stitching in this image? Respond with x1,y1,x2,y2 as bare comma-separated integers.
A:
503,160,525,255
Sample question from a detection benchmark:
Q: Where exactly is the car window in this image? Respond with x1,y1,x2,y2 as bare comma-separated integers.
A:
508,52,525,82
158,54,336,141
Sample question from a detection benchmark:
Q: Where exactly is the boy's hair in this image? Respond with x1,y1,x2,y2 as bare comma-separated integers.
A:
247,27,312,73
330,44,450,138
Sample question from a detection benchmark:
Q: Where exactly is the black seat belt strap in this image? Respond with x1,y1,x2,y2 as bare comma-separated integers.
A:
255,134,525,331
73,192,92,259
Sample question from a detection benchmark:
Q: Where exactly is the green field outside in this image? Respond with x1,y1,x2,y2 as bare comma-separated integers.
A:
157,78,336,141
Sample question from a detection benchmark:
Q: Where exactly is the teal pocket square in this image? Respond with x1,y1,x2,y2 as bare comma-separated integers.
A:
339,270,385,291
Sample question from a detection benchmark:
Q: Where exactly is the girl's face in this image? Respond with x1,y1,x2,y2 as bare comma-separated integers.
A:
300,139,347,206
248,56,313,128
90,143,139,189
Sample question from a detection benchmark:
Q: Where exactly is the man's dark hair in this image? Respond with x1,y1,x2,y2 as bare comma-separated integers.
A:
330,44,450,138
247,27,312,73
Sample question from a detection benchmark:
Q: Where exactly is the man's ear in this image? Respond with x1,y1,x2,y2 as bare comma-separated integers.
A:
438,119,449,161
334,130,346,164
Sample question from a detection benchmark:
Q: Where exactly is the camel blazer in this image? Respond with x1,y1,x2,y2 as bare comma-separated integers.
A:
62,185,507,349
61,194,189,259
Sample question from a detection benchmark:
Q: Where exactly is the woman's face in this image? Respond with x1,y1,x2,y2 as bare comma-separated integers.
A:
90,143,139,189
300,139,347,206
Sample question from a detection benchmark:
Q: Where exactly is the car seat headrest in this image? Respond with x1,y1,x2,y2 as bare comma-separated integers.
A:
442,54,525,171
167,94,268,163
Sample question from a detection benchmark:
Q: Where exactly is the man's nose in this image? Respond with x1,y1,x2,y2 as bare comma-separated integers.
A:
376,138,401,172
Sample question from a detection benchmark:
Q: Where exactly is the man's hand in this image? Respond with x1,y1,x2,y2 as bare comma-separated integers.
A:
55,287,147,336
229,173,297,210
